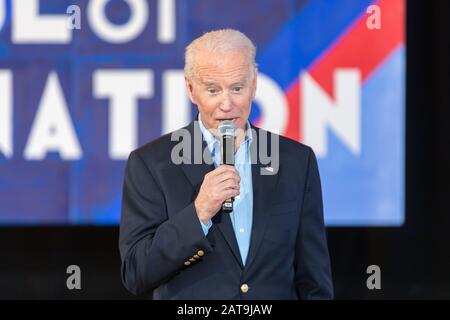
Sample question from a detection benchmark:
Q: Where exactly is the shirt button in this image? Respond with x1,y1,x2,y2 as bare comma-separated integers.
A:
197,250,205,257
240,283,249,293
239,228,245,233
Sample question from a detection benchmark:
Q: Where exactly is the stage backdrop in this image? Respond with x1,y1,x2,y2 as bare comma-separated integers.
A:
0,0,405,225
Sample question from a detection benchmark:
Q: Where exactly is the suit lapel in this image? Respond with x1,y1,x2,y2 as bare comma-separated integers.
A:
213,212,244,268
245,127,280,270
178,120,214,192
179,120,244,268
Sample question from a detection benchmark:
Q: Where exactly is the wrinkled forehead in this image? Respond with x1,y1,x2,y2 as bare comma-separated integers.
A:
193,50,254,84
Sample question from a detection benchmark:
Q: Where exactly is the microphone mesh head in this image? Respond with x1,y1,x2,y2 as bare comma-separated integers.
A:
218,120,236,137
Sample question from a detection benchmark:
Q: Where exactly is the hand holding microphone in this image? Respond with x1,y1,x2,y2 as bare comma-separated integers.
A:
194,165,240,223
194,120,239,223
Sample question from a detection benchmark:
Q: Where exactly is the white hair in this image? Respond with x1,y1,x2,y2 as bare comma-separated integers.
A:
184,29,257,80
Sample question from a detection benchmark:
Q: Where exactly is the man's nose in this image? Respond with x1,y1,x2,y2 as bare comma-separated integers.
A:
219,92,233,112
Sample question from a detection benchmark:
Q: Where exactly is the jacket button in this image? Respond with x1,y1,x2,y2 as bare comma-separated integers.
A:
240,283,249,293
189,258,196,262
197,250,205,257
193,255,200,259
184,261,191,266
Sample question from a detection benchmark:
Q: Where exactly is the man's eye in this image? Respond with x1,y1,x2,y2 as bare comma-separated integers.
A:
233,87,243,93
207,88,218,94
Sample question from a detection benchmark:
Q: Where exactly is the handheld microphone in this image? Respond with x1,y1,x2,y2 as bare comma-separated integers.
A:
218,120,236,213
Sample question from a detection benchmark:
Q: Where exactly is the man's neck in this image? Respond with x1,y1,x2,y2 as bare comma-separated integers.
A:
233,126,248,153
198,115,249,153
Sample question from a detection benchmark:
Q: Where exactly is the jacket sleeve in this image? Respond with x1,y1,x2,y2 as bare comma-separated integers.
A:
294,147,334,299
119,150,213,295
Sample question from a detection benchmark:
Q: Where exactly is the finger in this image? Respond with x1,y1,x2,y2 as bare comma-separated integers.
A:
212,165,237,177
216,164,234,173
204,166,226,180
219,179,240,191
215,174,239,186
215,189,239,204
216,174,240,186
215,170,240,182
223,188,240,200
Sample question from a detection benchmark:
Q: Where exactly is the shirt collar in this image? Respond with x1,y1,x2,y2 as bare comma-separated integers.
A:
198,114,218,153
197,114,253,155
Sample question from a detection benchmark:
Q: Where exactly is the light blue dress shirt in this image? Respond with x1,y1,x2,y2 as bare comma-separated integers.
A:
197,115,254,265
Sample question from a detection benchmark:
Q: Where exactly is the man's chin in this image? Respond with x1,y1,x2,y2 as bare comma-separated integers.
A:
210,118,247,131
214,119,237,127
235,120,249,131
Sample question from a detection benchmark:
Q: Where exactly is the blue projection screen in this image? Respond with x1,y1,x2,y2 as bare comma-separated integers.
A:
0,0,404,225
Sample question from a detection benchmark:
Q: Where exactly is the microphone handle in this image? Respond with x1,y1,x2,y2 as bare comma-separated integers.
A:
221,134,235,213
222,197,234,213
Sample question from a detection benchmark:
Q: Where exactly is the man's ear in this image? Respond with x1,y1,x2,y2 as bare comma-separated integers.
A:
185,77,196,104
251,68,258,99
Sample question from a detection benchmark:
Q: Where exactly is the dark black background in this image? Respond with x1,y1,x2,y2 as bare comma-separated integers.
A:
1,0,450,299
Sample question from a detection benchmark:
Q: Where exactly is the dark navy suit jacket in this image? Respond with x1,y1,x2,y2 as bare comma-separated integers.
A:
119,120,333,299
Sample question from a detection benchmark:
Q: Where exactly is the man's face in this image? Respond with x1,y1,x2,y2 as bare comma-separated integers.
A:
185,49,257,132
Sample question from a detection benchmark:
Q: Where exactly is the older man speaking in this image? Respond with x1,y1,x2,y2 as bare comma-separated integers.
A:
119,29,333,300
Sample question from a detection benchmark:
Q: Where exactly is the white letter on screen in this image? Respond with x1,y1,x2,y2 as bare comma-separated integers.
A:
158,0,175,43
302,69,361,158
162,70,190,134
24,72,82,160
0,0,5,31
93,70,153,160
254,73,288,135
0,70,12,158
88,0,148,43
12,0,72,43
